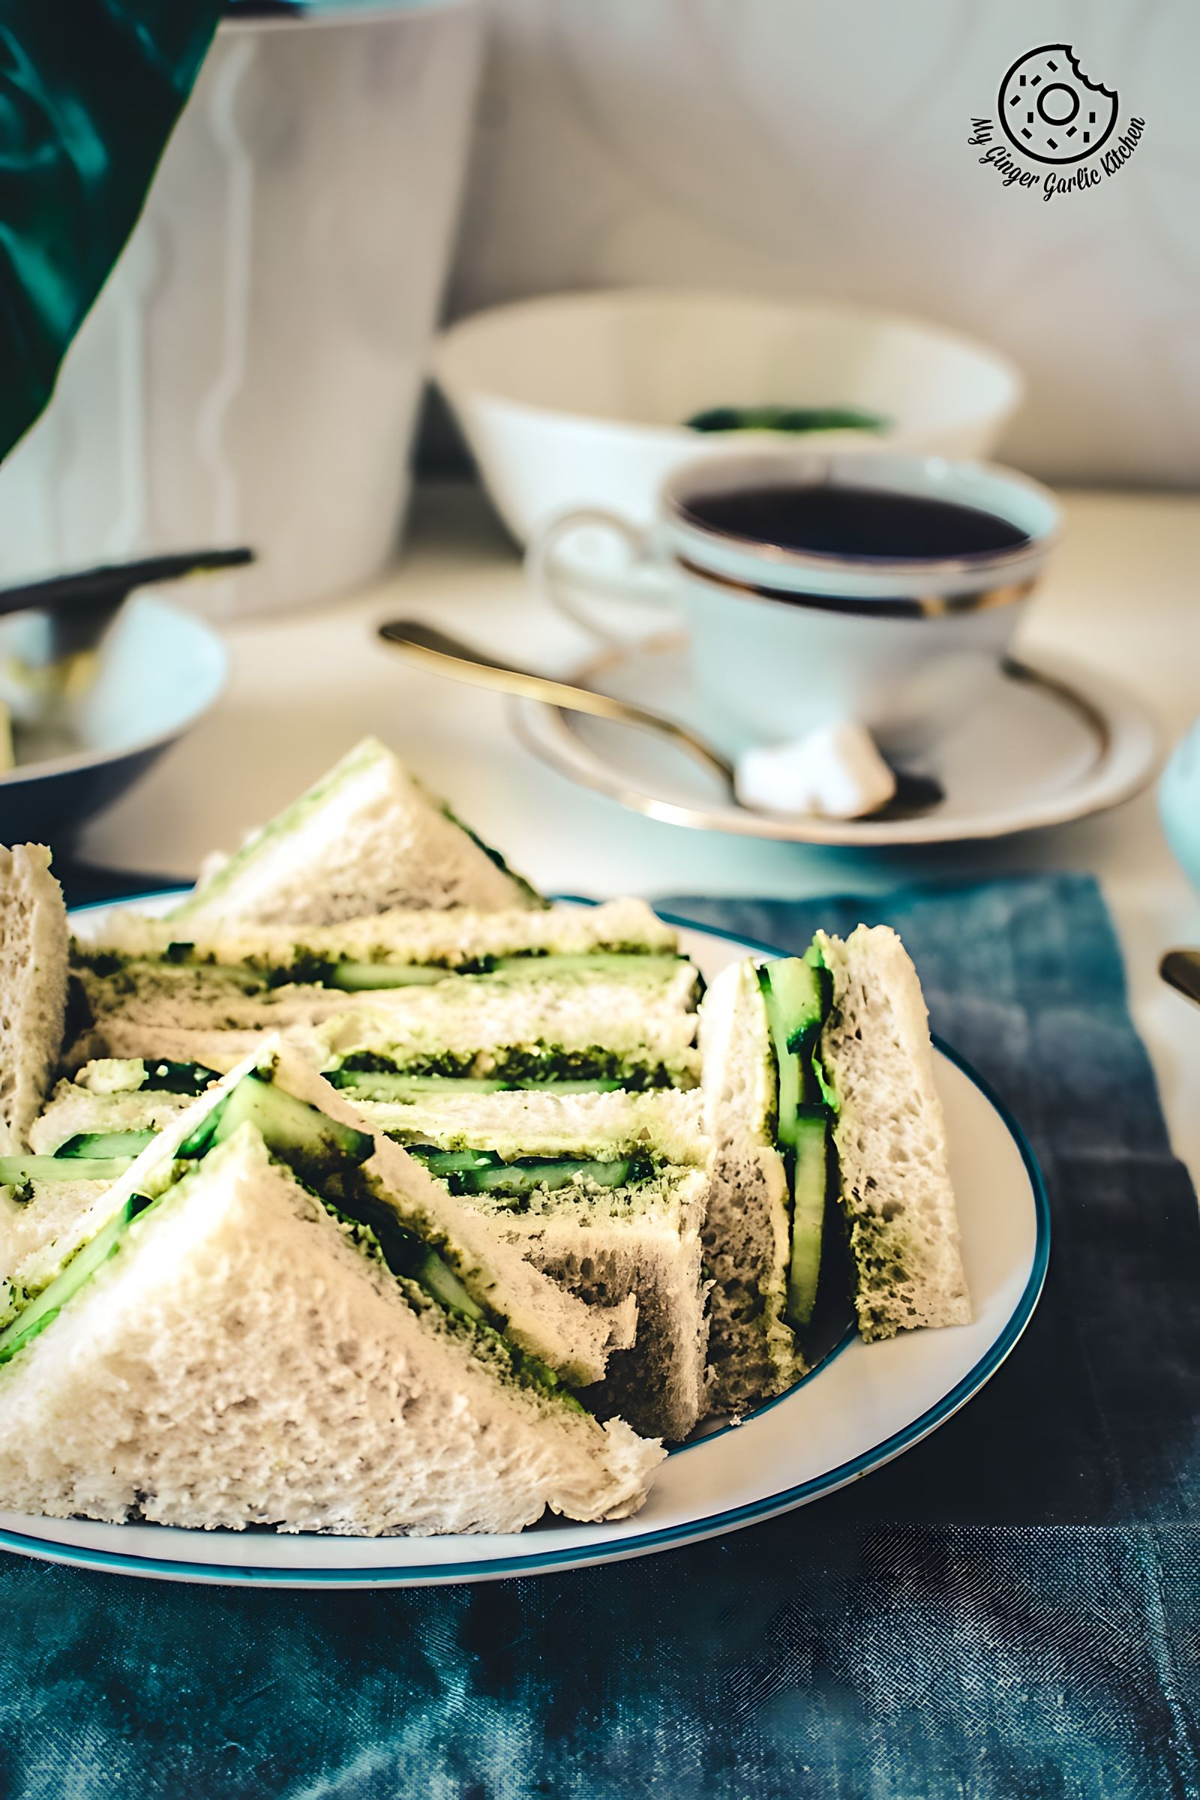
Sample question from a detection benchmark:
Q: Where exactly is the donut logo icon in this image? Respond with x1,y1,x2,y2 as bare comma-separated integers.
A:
998,45,1118,165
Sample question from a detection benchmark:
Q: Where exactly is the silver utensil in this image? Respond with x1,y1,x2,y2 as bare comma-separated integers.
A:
377,617,943,822
0,548,255,661
1160,949,1200,1010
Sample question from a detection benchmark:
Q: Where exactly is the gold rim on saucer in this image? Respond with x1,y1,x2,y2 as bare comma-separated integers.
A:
509,638,1161,847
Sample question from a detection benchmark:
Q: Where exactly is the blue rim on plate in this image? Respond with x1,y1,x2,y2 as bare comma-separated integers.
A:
0,899,1050,1586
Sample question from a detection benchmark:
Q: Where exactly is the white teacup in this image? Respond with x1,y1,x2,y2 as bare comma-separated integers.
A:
527,451,1060,757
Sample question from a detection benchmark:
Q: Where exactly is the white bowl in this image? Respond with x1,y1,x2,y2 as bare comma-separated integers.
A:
0,594,227,845
433,290,1025,569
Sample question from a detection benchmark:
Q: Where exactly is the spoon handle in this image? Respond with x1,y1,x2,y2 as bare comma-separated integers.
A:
1160,949,1200,1010
378,618,735,789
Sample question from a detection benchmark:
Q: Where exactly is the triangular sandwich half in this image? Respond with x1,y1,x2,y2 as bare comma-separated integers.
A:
13,1069,712,1445
171,737,542,927
700,926,971,1413
0,1043,659,1534
0,845,68,1152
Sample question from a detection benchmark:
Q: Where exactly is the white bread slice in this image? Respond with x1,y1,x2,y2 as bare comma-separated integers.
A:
359,1087,708,1165
10,1041,633,1391
1,1178,110,1307
0,1129,663,1534
171,737,541,927
0,846,68,1152
814,925,971,1340
75,896,676,971
68,963,702,1089
699,960,803,1412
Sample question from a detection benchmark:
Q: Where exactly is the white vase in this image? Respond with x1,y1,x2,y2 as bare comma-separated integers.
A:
0,1,482,616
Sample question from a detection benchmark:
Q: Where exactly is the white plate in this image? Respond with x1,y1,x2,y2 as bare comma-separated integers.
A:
512,640,1163,847
0,903,1048,1588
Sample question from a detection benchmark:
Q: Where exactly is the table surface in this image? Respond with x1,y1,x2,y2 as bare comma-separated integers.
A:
78,482,1200,1186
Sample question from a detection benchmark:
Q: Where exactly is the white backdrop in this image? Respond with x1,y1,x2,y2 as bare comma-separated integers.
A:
444,0,1199,486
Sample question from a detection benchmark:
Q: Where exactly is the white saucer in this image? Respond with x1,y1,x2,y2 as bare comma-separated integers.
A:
511,637,1164,847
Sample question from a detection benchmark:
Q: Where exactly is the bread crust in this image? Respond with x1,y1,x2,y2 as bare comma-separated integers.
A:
816,926,971,1340
0,846,68,1152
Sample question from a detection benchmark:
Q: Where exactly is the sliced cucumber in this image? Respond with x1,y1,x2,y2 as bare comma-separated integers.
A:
411,1147,500,1177
183,1073,374,1184
329,1071,509,1098
765,958,828,1054
55,1131,156,1160
328,1071,624,1100
758,967,803,1146
761,953,840,1333
325,962,457,992
461,1157,638,1197
0,1155,136,1184
409,1146,641,1197
320,951,675,993
411,1246,484,1322
786,1111,829,1328
0,1193,155,1365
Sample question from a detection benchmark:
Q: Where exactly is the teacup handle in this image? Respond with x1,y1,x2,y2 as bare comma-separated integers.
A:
526,506,667,646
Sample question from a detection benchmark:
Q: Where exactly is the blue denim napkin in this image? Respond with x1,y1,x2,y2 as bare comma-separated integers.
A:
2,872,1197,1799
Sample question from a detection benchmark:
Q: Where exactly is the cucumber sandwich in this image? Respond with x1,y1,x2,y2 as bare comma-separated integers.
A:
74,895,678,981
68,949,703,1094
0,1040,662,1534
701,926,971,1411
68,897,697,1080
171,736,543,928
355,1086,711,1442
12,1070,713,1443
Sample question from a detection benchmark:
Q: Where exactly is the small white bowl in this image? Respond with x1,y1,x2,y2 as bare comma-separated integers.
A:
433,290,1024,575
0,592,227,845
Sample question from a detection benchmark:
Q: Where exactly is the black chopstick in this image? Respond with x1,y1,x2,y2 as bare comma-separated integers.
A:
0,548,255,620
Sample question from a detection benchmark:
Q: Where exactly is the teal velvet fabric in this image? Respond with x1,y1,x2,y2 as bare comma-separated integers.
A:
0,1,220,459
2,872,1198,1797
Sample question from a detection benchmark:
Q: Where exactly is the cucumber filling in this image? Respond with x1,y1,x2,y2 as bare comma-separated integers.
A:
57,1131,157,1160
140,1060,222,1095
330,1049,680,1090
759,954,839,1334
328,1071,626,1100
408,1145,656,1200
0,1070,574,1398
0,1194,156,1365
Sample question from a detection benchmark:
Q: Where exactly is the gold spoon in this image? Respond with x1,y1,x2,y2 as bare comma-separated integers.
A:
376,617,944,821
378,617,735,789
